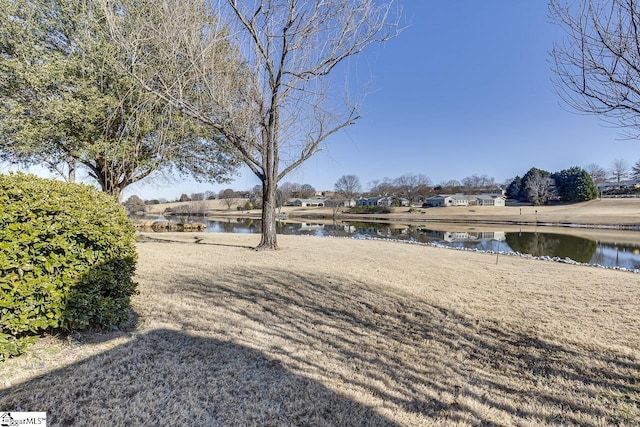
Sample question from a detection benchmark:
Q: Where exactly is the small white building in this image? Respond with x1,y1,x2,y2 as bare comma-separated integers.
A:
424,193,505,207
357,196,410,207
424,194,471,207
473,194,506,206
292,198,325,207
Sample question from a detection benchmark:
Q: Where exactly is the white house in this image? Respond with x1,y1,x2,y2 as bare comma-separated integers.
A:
292,198,325,207
424,195,448,207
424,193,505,207
357,196,410,207
424,194,472,207
473,194,506,206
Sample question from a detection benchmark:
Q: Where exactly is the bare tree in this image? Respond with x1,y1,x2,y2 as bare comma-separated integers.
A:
368,177,395,197
438,180,462,193
462,174,495,193
249,184,264,209
610,158,630,189
526,170,555,206
277,182,313,199
550,0,640,136
334,174,362,200
278,182,297,204
219,188,237,210
102,0,401,249
299,184,316,199
189,199,207,216
393,173,431,205
585,162,607,197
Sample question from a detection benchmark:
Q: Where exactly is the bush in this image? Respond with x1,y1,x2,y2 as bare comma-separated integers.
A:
0,173,137,361
236,201,254,211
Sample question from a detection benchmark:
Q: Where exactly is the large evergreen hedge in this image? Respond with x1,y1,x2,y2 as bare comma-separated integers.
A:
553,167,598,202
0,173,137,360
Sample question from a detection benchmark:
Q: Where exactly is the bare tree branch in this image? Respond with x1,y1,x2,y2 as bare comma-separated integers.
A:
102,0,402,249
551,0,640,137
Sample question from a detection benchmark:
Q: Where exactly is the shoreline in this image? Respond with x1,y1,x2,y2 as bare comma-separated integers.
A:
287,213,640,230
336,234,640,274
147,198,640,230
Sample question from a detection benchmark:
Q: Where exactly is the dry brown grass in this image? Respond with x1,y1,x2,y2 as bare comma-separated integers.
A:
2,233,639,426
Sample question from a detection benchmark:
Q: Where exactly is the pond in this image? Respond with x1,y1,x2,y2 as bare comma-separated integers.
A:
142,216,640,270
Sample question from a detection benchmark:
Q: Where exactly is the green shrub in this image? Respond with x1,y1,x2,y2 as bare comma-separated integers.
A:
0,173,137,361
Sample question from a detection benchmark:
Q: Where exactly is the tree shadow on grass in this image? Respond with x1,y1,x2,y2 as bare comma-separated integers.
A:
0,328,397,426
4,260,639,426
157,266,640,426
135,233,255,249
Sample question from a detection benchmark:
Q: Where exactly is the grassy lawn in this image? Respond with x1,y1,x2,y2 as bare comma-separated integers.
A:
1,233,639,426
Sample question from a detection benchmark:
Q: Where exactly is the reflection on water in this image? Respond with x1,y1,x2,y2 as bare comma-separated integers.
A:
139,216,640,270
505,232,597,263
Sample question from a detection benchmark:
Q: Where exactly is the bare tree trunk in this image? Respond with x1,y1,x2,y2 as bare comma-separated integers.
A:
259,177,278,250
90,163,124,202
68,160,76,183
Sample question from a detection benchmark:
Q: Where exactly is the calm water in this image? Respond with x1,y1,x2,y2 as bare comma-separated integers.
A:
147,216,640,270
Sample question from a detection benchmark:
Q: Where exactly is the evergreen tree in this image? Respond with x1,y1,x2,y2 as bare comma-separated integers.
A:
506,176,521,199
553,167,598,202
0,0,239,200
632,160,640,181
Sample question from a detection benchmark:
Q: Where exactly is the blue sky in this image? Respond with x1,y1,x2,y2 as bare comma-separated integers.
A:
10,1,640,200
127,0,637,200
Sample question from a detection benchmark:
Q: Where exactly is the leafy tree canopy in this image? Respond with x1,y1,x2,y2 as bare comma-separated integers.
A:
508,166,597,204
0,0,240,200
553,166,598,202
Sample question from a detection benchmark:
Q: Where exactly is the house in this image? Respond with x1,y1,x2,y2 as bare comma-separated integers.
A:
324,198,357,208
424,193,505,207
292,198,325,207
424,194,472,207
357,197,381,207
474,194,506,206
390,197,411,207
357,196,410,207
424,195,448,207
